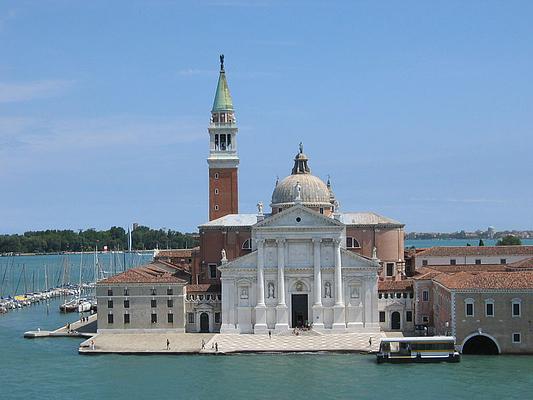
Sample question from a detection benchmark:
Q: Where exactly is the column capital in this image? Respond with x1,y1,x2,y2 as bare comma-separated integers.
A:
276,238,286,245
312,237,322,244
333,238,342,246
256,238,265,246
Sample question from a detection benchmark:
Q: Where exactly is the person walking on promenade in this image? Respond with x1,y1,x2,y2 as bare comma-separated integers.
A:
215,342,218,353
369,337,372,348
201,339,205,349
268,330,272,339
166,338,170,350
90,340,95,350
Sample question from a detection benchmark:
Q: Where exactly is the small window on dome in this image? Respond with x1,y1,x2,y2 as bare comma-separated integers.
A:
296,217,301,223
214,205,219,211
214,188,219,195
214,173,219,179
319,208,324,214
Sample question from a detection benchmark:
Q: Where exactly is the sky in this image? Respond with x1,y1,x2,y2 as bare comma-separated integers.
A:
1,0,532,234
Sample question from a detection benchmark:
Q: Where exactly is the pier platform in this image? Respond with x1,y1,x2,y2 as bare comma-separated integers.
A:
78,331,385,355
24,314,97,339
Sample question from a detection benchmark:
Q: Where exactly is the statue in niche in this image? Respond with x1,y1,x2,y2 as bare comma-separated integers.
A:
294,181,302,201
240,287,248,299
295,281,304,292
350,286,360,298
221,248,227,263
257,201,264,215
372,246,378,260
324,282,332,298
267,282,275,299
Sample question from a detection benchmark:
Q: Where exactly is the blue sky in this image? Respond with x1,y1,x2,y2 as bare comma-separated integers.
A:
1,0,532,234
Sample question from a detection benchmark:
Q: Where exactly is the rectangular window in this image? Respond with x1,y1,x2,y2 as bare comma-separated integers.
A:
151,313,157,324
319,208,324,214
151,299,157,308
386,263,394,277
167,299,173,308
513,333,521,343
215,312,221,324
209,264,217,279
406,311,413,322
450,259,456,265
107,289,113,296
346,237,353,248
512,302,521,317
124,314,130,324
422,260,428,266
167,288,173,295
167,313,174,323
500,259,507,264
124,288,129,296
124,299,130,308
151,288,156,296
422,290,429,302
422,316,429,323
107,313,114,324
379,311,386,323
466,303,474,317
475,259,482,265
107,300,113,309
486,303,494,317
188,313,195,324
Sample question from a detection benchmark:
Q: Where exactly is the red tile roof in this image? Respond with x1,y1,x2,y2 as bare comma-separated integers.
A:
98,263,188,284
434,271,533,290
506,257,533,271
186,284,221,293
378,279,413,292
416,245,533,257
154,247,198,259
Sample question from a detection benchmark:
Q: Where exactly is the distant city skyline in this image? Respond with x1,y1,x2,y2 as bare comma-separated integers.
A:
1,1,532,234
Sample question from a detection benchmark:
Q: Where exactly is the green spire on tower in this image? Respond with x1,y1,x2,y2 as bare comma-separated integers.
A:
212,54,234,112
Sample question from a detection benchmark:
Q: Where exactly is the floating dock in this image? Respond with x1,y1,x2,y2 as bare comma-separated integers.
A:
24,313,97,338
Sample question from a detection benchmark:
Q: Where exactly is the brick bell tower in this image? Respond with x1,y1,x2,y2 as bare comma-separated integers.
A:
207,54,239,221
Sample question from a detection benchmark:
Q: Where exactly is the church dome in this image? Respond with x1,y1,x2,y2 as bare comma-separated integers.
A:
271,144,333,210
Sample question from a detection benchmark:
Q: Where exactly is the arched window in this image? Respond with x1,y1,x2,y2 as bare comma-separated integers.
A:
346,237,361,248
242,238,252,250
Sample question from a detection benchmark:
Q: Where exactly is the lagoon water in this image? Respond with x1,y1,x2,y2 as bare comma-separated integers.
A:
1,245,533,399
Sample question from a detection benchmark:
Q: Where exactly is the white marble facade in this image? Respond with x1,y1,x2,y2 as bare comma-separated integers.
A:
219,205,380,334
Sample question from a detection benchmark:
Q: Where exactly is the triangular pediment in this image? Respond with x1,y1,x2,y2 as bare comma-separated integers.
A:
255,204,344,229
218,250,257,271
341,248,380,270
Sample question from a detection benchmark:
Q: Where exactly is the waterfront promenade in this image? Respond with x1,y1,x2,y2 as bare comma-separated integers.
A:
79,331,387,355
24,313,97,338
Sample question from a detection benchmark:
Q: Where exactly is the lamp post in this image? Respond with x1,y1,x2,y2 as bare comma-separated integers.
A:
445,321,449,336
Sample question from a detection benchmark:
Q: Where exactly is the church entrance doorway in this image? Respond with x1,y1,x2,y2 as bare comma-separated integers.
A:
291,294,308,328
200,312,209,332
391,311,401,330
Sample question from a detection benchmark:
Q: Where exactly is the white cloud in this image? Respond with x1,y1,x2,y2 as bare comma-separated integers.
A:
0,80,75,103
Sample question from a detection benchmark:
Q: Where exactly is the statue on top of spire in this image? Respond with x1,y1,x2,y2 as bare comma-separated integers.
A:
299,142,304,154
220,54,225,72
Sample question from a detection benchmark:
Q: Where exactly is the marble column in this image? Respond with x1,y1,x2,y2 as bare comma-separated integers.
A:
275,239,289,332
364,275,380,331
332,238,346,330
254,238,268,333
220,277,237,333
312,238,324,329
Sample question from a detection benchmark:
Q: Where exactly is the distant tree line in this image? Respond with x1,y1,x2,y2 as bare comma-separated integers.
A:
0,226,198,254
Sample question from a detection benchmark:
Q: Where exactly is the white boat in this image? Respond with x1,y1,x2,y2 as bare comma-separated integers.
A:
377,336,460,363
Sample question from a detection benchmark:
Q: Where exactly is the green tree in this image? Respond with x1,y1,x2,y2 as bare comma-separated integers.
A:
496,235,522,246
